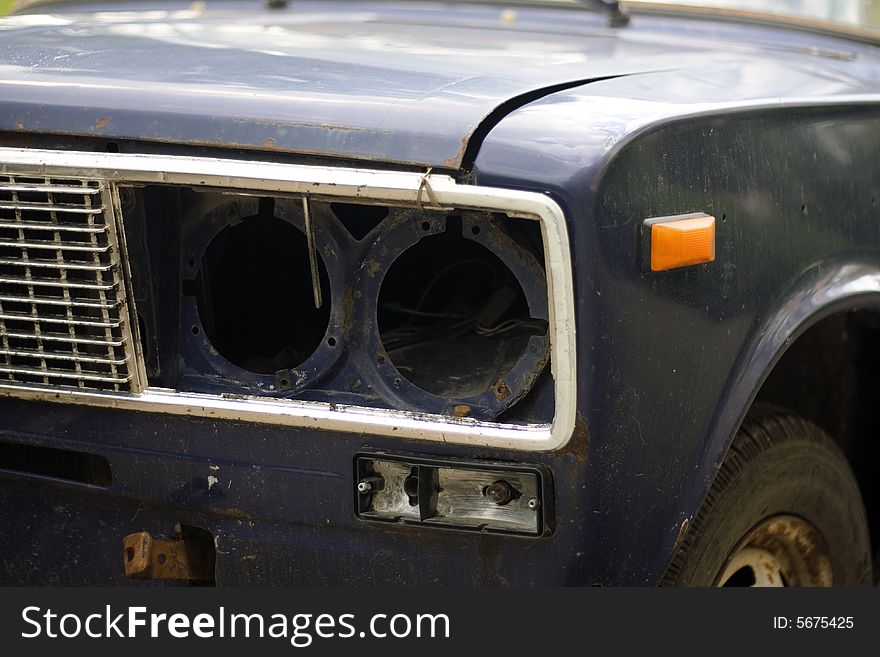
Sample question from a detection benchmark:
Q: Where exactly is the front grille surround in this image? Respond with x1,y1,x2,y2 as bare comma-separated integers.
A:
0,148,577,452
0,175,138,392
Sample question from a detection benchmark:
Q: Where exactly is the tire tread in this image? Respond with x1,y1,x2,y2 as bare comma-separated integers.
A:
661,404,865,586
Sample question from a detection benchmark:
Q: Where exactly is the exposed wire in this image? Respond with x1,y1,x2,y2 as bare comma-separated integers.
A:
412,259,498,319
476,318,548,337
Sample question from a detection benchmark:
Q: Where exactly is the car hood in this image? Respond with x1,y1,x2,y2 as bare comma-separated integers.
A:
0,3,866,168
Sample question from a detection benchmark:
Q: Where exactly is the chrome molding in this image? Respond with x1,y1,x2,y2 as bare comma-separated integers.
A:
0,148,577,451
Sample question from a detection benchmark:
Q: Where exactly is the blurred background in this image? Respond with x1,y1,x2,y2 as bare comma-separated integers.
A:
1,1,879,30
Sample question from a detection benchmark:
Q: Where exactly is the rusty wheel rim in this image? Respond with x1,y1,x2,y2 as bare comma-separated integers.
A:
715,515,834,587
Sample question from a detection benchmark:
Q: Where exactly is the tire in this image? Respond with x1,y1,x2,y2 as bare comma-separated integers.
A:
662,406,872,586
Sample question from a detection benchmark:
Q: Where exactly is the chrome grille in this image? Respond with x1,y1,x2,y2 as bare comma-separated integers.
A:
0,175,135,391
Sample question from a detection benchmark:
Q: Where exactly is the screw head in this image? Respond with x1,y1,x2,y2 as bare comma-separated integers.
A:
486,481,514,505
357,481,372,493
527,497,540,510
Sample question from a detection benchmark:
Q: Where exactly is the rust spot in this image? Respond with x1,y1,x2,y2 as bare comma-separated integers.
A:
556,413,590,464
240,117,374,134
365,259,381,277
490,378,511,401
93,117,111,130
317,122,371,133
443,133,471,170
726,516,833,586
453,404,472,418
261,137,276,148
122,531,211,581
338,287,355,334
15,121,24,130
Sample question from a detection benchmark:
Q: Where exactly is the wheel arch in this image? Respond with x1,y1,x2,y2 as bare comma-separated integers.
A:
671,258,880,578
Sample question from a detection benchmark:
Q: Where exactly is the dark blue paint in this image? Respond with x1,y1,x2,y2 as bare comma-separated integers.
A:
476,98,880,582
2,1,880,585
3,1,879,167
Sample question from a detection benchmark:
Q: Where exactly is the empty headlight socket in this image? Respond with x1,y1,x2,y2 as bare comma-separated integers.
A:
354,453,553,536
170,188,551,423
371,211,550,420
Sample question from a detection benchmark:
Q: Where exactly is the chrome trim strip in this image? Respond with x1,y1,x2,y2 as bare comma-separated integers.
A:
0,384,554,448
0,148,578,451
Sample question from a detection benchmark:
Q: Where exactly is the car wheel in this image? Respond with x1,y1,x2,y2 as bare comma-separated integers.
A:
662,406,872,586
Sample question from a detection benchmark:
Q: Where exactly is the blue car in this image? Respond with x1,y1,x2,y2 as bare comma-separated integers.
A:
0,0,878,586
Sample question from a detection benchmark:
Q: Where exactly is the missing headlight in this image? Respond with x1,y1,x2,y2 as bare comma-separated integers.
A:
378,216,547,399
195,199,331,374
126,187,554,422
197,202,330,374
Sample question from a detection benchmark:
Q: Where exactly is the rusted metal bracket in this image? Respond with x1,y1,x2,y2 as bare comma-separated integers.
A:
123,531,211,581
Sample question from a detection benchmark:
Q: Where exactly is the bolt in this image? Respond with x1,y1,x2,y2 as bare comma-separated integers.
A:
358,475,385,494
527,497,540,510
486,481,515,505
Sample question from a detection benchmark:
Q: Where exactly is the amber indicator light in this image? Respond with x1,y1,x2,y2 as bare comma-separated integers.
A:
648,213,716,272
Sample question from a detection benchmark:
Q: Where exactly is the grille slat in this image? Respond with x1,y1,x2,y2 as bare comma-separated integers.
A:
0,221,105,233
0,276,116,291
0,348,128,366
0,311,122,328
0,294,121,310
0,175,135,392
0,365,131,384
0,239,111,253
0,201,105,214
1,330,125,347
0,258,115,271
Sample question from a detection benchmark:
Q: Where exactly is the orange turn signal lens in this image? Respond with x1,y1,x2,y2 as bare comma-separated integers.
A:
649,213,716,272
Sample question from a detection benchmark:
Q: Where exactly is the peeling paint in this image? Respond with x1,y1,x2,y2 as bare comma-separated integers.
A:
207,474,219,489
